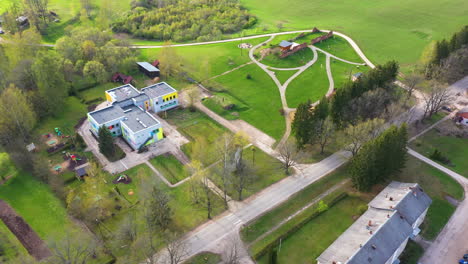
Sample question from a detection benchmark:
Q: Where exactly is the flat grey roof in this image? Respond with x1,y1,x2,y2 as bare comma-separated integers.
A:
141,82,176,99
137,62,160,72
132,93,150,102
106,84,141,102
121,105,160,133
88,105,125,124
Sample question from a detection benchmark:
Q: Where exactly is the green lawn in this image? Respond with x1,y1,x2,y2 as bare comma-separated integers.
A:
260,47,314,69
149,154,190,184
256,196,367,263
36,96,88,135
410,123,468,178
240,0,468,69
207,64,285,140
185,252,221,264
241,166,348,243
201,93,250,121
0,220,27,263
330,59,369,90
399,240,425,264
393,155,464,239
272,70,297,85
139,37,269,82
211,146,287,201
166,108,230,165
313,35,364,63
285,53,328,108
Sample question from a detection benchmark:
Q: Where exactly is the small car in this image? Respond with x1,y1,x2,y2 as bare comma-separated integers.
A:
459,254,468,264
442,106,452,112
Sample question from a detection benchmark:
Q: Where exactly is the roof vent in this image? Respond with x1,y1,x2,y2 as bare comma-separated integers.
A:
371,245,377,250
389,197,394,201
368,220,372,227
369,230,373,235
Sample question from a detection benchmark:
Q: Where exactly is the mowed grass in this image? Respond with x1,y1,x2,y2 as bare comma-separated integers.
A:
313,35,364,63
36,96,88,135
149,154,190,184
393,155,464,239
241,166,348,243
272,70,297,85
240,0,468,68
260,47,314,69
256,196,367,264
330,58,368,90
0,162,85,241
211,146,287,201
410,123,468,178
285,53,328,108
166,108,230,165
209,64,285,140
185,252,222,264
0,220,28,262
139,37,269,82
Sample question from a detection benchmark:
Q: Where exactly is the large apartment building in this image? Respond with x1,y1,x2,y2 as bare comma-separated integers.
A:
87,82,179,150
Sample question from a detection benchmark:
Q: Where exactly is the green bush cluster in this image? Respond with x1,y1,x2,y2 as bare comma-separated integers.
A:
113,0,257,42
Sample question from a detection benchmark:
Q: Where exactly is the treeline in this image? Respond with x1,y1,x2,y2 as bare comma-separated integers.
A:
292,61,406,191
113,0,257,42
349,125,407,191
0,27,136,183
425,25,468,82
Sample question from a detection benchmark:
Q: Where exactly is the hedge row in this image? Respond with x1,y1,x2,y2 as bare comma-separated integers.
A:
251,192,349,259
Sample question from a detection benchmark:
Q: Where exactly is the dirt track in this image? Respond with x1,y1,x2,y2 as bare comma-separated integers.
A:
0,199,51,260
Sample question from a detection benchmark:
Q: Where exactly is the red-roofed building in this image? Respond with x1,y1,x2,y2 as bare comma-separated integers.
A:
112,73,133,84
456,108,468,126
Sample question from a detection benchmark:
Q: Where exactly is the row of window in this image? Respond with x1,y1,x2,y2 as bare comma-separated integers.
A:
162,95,177,103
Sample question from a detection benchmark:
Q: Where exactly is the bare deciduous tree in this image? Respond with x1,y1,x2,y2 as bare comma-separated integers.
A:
315,117,335,154
164,232,188,264
277,140,299,175
48,234,95,264
215,132,235,208
223,236,242,264
403,73,424,98
422,81,453,119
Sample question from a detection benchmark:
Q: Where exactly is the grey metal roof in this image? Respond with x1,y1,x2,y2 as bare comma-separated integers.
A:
75,167,87,177
317,181,431,264
137,62,160,72
459,107,468,113
279,40,292,47
105,84,141,102
141,82,177,99
353,72,363,77
369,182,432,226
348,212,413,264
121,105,160,133
88,105,125,124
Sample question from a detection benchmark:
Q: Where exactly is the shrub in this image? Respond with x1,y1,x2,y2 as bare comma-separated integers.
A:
429,149,451,164
246,74,252,79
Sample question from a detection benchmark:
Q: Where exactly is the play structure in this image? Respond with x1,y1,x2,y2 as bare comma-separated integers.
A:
54,127,62,136
112,174,132,184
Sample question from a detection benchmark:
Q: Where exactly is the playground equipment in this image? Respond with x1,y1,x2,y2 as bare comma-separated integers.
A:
54,127,62,136
128,189,134,196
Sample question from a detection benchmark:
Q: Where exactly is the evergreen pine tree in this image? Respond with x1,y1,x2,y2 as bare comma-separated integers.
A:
292,100,312,148
98,126,115,158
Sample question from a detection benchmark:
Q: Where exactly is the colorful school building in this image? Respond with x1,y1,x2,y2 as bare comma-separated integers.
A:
87,82,179,150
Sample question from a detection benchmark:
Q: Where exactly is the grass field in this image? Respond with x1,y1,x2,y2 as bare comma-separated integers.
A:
314,35,364,63
166,108,231,165
240,0,468,68
256,195,367,263
410,123,468,178
241,166,348,243
260,47,314,69
330,59,368,90
149,154,190,184
272,70,297,85
185,252,221,264
211,146,287,201
399,241,425,264
285,53,328,108
207,64,285,140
